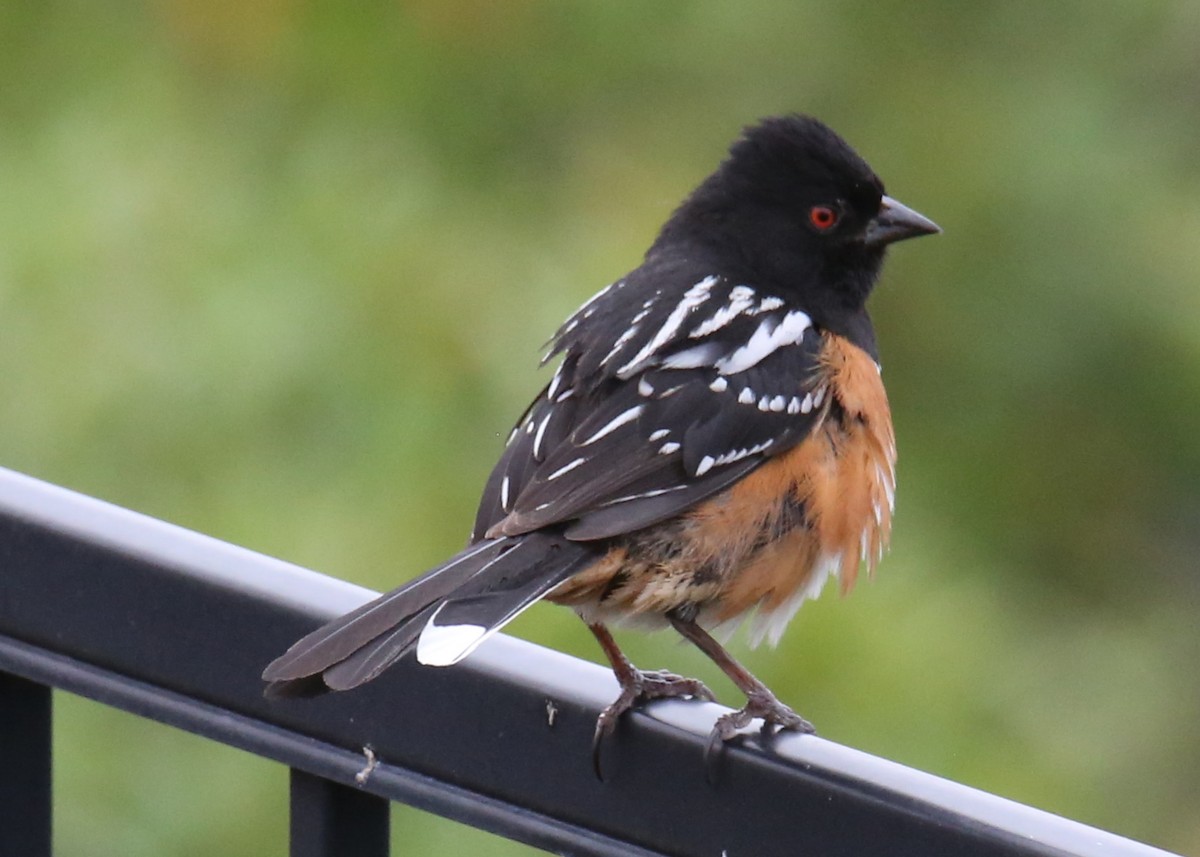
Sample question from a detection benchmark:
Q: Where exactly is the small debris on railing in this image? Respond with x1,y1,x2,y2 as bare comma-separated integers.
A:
355,745,379,785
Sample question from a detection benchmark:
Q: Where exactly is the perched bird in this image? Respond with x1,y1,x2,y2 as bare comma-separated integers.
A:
263,115,939,759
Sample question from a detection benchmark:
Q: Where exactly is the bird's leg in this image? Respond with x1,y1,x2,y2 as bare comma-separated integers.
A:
668,614,814,751
587,622,714,775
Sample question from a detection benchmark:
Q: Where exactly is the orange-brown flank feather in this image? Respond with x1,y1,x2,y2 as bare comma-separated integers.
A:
550,332,896,643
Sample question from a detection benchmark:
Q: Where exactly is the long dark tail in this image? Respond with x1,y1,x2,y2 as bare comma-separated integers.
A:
262,532,596,696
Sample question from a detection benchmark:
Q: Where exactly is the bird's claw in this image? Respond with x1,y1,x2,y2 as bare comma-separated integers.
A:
703,689,814,779
592,668,715,779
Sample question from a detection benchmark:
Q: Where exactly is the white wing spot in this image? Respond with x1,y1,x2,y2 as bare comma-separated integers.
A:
769,395,786,412
547,364,566,401
533,412,552,458
709,377,728,393
660,343,721,370
637,377,655,397
500,476,511,511
695,455,716,476
737,387,755,405
575,280,615,315
599,484,687,507
658,442,681,455
601,324,641,367
580,405,644,446
689,285,756,338
710,439,773,467
800,393,814,414
546,458,586,480
757,395,771,412
649,428,671,441
787,397,801,415
617,276,717,377
716,310,812,375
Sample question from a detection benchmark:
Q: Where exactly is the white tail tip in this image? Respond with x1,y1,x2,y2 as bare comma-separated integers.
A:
416,615,487,666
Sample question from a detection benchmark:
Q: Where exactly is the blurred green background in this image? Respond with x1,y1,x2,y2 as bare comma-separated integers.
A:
2,1,1197,854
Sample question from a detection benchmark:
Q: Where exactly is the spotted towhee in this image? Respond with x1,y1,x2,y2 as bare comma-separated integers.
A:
263,114,939,757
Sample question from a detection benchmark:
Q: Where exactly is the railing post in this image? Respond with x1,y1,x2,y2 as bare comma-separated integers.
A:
0,672,52,857
290,768,389,857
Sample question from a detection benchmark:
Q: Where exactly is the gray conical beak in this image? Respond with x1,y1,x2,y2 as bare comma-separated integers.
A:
864,195,941,248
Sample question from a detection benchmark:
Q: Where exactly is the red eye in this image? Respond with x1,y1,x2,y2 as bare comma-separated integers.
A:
809,205,839,231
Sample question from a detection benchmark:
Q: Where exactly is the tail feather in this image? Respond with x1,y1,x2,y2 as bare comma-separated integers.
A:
262,538,508,684
416,540,594,666
262,532,597,694
321,602,439,690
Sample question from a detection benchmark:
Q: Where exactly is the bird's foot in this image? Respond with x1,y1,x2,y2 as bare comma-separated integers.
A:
592,668,715,778
706,688,814,763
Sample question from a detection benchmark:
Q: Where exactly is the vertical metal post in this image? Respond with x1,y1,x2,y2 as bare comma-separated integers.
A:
0,672,52,857
290,768,389,857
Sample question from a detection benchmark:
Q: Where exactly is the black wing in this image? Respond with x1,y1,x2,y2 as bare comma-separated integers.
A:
473,269,832,542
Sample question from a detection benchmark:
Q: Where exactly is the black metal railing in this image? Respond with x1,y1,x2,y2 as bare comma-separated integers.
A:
0,466,1181,857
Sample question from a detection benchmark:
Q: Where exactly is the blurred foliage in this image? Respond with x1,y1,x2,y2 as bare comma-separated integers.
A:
1,1,1197,854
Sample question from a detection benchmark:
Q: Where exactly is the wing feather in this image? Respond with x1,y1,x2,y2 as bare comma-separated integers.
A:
476,268,830,541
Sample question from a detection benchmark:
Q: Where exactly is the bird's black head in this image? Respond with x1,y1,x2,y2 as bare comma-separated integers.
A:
652,114,939,324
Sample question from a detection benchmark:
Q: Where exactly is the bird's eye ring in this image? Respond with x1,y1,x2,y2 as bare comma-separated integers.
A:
809,205,840,231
